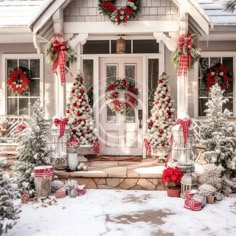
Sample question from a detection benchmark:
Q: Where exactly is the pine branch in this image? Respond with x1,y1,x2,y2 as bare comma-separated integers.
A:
225,0,236,12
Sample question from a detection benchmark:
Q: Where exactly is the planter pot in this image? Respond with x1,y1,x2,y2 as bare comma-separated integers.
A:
68,153,79,171
206,195,215,204
167,187,181,198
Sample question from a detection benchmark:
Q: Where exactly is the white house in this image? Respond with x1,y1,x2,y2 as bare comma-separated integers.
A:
0,0,236,156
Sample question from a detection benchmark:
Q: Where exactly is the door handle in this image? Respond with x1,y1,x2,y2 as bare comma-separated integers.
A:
138,109,142,129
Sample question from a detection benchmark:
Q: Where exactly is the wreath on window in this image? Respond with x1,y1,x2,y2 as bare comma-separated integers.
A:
203,63,232,91
105,79,139,113
98,0,140,25
7,67,31,95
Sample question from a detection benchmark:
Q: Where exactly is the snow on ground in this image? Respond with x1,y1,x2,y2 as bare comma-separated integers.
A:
6,189,236,236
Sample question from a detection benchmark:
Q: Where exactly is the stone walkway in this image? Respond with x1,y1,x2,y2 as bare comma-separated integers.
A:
55,157,166,190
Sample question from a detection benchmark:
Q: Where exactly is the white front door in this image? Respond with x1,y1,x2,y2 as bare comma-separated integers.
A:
99,57,143,156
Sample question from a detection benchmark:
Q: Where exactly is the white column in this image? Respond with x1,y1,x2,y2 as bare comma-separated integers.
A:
177,4,189,118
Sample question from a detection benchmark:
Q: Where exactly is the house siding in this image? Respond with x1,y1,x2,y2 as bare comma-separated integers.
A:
64,0,178,22
0,43,55,119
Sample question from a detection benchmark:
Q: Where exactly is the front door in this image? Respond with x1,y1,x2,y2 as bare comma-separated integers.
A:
99,57,143,156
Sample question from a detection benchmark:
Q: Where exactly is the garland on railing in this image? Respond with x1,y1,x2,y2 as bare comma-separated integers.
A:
172,33,200,77
98,0,140,24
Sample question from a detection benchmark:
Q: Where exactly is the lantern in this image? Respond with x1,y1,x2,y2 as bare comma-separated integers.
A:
50,123,69,170
116,36,126,54
168,120,195,172
181,171,197,198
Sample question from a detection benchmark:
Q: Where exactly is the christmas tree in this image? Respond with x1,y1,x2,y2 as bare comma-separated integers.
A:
145,72,175,152
0,158,20,236
15,99,50,197
200,84,236,195
66,74,98,151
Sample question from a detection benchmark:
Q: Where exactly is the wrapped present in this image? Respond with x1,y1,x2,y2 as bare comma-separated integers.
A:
184,189,198,200
192,193,206,207
55,188,66,198
21,192,30,204
184,199,202,211
77,184,86,196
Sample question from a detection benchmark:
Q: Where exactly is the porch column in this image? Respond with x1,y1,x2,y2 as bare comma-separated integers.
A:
177,4,189,118
53,9,66,118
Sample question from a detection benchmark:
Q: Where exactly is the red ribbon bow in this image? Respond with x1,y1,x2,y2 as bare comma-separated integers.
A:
175,119,191,144
54,118,68,140
52,38,67,85
93,142,100,156
177,34,193,77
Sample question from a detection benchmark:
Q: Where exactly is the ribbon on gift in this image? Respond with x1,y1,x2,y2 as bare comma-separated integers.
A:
177,34,193,77
54,118,68,140
175,119,191,145
144,138,151,156
93,142,100,156
52,37,67,85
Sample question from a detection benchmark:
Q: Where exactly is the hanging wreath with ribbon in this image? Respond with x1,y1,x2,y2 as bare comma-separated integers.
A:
7,67,31,95
105,79,139,113
98,0,140,25
203,63,232,91
45,34,77,85
172,33,200,77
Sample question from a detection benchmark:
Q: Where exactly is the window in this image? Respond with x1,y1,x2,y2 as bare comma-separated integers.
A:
3,54,43,115
198,55,234,116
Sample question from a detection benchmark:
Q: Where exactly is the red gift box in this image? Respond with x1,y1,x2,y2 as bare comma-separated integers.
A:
184,199,202,211
184,190,196,200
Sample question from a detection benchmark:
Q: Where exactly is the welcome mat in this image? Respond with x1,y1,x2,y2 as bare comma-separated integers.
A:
95,156,142,162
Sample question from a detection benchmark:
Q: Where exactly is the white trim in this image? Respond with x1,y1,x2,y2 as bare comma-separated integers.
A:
1,54,44,115
64,21,179,34
0,33,33,43
194,51,236,118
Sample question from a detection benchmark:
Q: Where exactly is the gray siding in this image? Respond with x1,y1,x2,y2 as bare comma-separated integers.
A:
64,0,178,22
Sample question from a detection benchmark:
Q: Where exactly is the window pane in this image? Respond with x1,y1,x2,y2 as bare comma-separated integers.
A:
148,59,159,116
223,98,233,114
7,60,17,75
210,57,221,67
83,40,109,54
7,98,18,115
133,40,159,53
199,58,209,78
30,59,40,78
83,60,94,107
30,79,40,96
125,65,135,81
125,110,135,123
19,59,29,69
111,40,131,54
198,98,208,116
19,98,29,115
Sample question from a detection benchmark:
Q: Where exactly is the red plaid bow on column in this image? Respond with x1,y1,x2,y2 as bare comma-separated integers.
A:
175,119,191,145
54,118,68,140
177,34,193,77
52,38,67,85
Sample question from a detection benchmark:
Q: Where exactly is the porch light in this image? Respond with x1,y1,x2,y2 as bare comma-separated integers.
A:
116,36,126,54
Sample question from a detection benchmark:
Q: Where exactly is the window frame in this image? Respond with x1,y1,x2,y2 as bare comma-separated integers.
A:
1,54,44,115
195,51,236,118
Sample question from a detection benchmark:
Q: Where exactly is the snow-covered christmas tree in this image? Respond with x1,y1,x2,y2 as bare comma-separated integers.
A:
200,84,236,195
145,72,175,152
15,99,50,197
0,158,20,236
66,74,98,151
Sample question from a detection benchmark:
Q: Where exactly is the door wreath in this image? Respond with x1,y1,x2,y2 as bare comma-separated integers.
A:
203,63,232,91
105,79,139,113
98,0,140,24
7,67,31,95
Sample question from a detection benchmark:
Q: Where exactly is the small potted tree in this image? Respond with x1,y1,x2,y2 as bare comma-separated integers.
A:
162,166,183,197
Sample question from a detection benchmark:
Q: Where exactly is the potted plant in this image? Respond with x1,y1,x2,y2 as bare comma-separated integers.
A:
66,138,80,171
162,166,183,197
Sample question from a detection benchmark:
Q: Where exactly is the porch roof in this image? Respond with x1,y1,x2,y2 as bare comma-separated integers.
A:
196,0,236,26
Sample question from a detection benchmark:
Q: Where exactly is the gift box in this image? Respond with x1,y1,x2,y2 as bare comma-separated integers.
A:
77,184,86,196
184,198,202,211
55,188,66,198
184,190,197,200
192,194,206,207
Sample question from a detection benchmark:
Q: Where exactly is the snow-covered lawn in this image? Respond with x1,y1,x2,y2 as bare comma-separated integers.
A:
7,189,236,236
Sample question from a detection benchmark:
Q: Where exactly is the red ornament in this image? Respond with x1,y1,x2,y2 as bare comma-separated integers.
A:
149,121,153,126
159,129,164,134
66,109,70,113
78,96,81,99
162,142,165,147
80,89,84,94
159,106,162,110
162,95,166,99
77,111,81,116
159,80,163,83
72,89,75,93
155,116,158,119
73,102,77,106
154,125,158,128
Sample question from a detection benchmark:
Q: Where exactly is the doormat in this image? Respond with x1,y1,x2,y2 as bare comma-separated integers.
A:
95,156,142,162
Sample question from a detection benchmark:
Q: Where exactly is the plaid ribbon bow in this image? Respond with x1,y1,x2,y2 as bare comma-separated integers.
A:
93,142,100,156
144,138,151,156
52,38,67,85
54,118,68,140
175,119,191,145
177,34,193,77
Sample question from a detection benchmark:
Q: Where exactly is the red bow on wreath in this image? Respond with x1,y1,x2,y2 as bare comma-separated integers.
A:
52,38,67,85
177,34,193,77
54,118,68,140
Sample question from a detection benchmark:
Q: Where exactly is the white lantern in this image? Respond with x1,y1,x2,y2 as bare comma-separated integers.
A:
180,171,197,198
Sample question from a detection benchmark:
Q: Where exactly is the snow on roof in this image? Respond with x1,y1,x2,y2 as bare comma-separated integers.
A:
196,0,236,26
0,0,46,27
